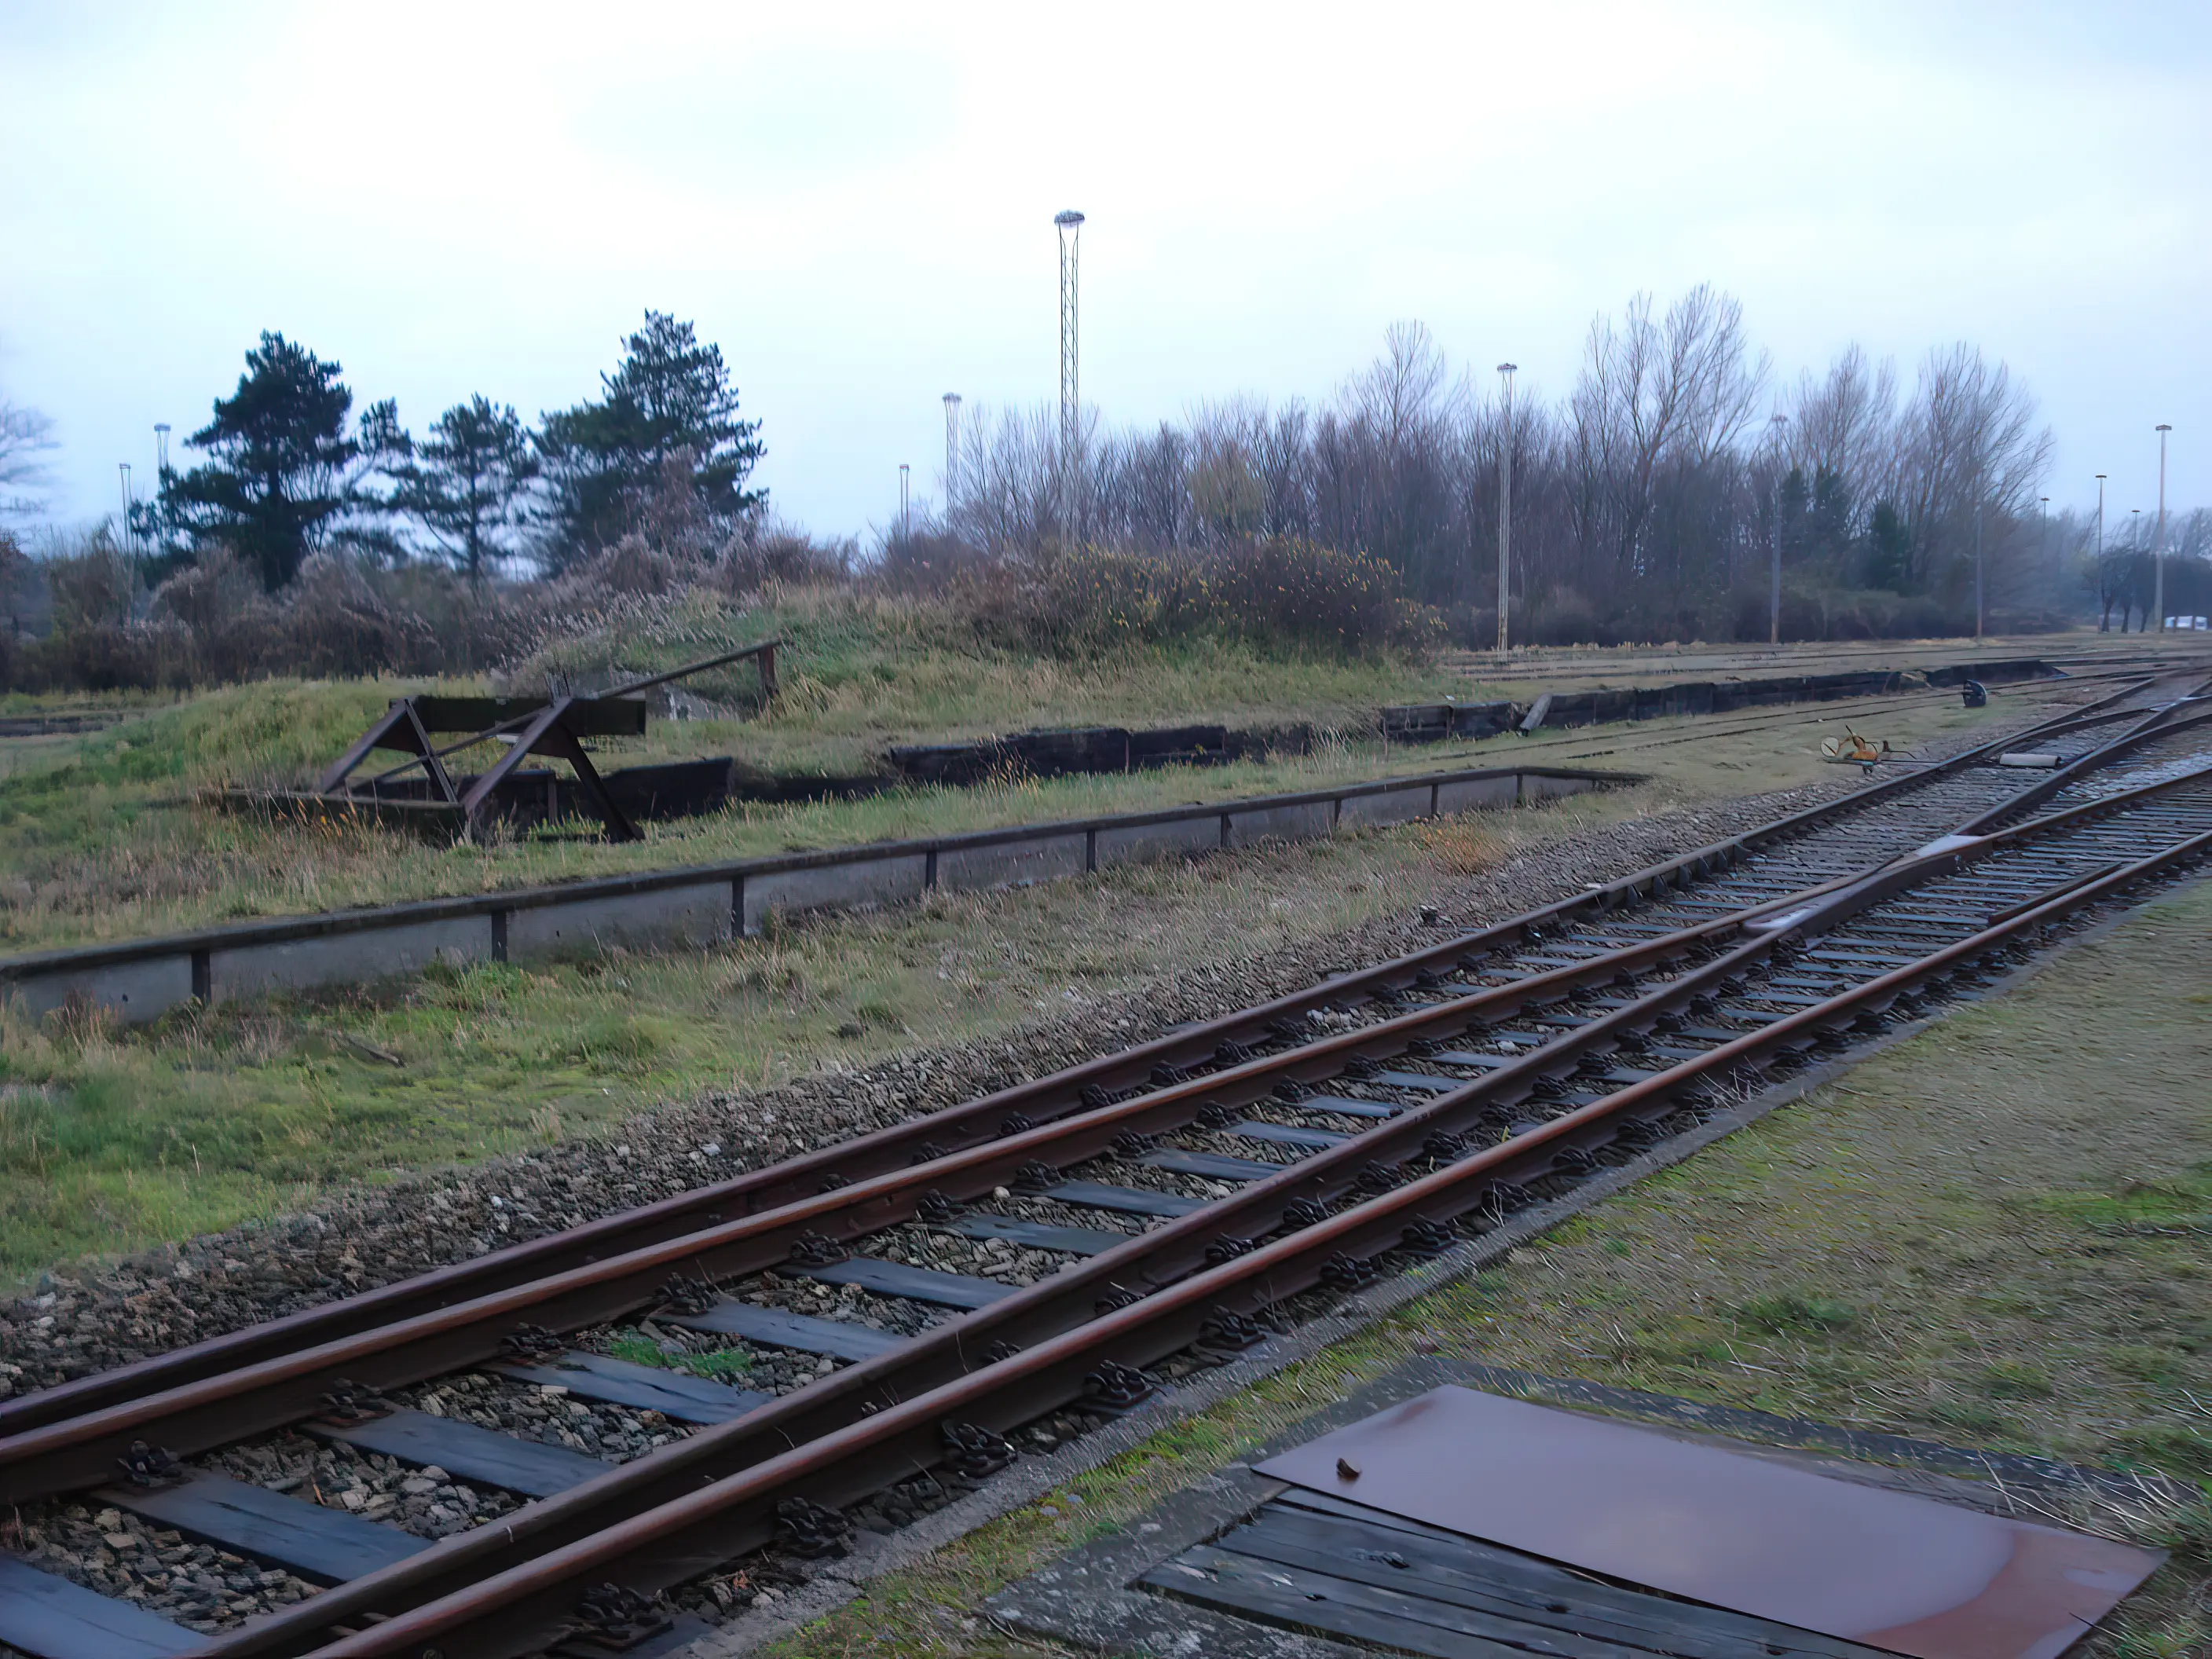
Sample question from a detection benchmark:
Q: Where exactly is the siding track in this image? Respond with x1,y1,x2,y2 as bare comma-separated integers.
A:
2,672,2210,1659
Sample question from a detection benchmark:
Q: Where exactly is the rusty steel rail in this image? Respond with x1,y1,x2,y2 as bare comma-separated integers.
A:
0,874,1855,1504
0,679,2148,1450
88,754,2206,1657
214,754,2212,1658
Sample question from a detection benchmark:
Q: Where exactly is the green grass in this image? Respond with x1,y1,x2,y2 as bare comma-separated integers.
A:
0,580,1480,955
0,786,1653,1282
0,622,2035,957
0,657,2058,1281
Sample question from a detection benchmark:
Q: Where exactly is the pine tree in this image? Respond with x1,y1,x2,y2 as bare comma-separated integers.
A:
399,397,539,584
536,311,765,566
160,333,357,590
1862,500,1910,593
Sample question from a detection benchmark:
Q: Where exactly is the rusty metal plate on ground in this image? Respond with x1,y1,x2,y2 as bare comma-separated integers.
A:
1256,1387,2160,1659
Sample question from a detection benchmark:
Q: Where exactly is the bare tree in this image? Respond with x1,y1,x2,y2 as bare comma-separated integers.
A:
1892,344,2053,596
1569,285,1768,589
921,288,2086,644
1,398,57,522
1788,345,1899,529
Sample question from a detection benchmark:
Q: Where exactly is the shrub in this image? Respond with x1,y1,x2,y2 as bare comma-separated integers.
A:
947,537,1441,659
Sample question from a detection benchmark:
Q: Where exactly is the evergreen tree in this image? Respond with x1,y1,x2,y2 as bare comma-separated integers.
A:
1807,465,1853,567
160,332,357,590
334,397,419,566
1862,500,1910,592
536,311,765,566
398,396,538,583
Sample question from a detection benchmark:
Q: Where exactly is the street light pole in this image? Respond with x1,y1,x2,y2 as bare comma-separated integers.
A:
2039,496,2050,587
2130,507,2142,629
2154,424,2172,630
1973,467,1984,642
899,463,910,542
1767,413,1788,646
1496,363,1516,656
2095,474,2107,629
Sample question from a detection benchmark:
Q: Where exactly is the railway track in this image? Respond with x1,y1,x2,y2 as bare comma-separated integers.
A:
2,674,2209,1659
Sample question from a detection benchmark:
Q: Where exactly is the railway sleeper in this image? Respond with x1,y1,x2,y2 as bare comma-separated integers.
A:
4,765,2212,1654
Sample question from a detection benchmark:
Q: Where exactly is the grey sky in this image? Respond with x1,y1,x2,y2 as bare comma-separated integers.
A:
3,0,2206,540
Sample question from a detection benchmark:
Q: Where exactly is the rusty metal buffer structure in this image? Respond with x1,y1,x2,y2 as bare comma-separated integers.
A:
314,639,780,842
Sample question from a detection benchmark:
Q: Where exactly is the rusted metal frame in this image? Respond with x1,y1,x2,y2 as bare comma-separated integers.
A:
530,719,643,844
279,816,2212,1659
180,782,2212,1656
456,701,569,829
602,638,784,702
342,639,782,798
355,705,556,793
450,698,653,844
313,703,416,794
320,701,465,804
0,694,2148,1450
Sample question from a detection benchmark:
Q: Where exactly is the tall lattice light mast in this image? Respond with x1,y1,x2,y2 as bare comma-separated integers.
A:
1054,210,1086,532
942,394,962,518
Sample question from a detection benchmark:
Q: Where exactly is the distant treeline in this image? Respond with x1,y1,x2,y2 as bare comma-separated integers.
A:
3,285,2208,698
935,287,2207,642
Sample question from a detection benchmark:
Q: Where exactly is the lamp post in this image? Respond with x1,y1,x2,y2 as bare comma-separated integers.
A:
2039,496,2050,586
2154,424,2172,630
1767,412,1788,646
1496,362,1516,655
2130,508,2143,629
118,463,133,554
1973,464,1984,642
899,463,911,542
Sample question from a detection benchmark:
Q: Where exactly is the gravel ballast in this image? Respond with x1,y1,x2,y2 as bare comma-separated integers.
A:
0,740,2050,1396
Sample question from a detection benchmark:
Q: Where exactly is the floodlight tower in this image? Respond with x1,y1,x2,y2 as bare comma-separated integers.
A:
1054,209,1086,530
899,463,911,541
153,423,171,474
942,394,962,516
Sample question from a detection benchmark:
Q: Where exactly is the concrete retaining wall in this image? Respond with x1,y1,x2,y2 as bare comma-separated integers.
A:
1224,800,1337,849
508,881,731,962
1338,783,1437,830
938,833,1090,895
2,763,1632,1026
210,915,494,1003
1096,815,1222,869
744,855,928,933
1435,775,1520,814
7,954,196,1024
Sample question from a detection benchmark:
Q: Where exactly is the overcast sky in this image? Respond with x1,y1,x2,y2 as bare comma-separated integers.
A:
3,1,2206,540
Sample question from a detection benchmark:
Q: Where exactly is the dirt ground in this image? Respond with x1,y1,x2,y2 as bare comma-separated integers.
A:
757,878,2212,1659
